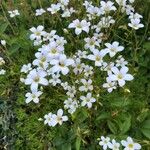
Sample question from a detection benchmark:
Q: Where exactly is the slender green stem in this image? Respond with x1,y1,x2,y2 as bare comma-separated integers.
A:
0,4,16,35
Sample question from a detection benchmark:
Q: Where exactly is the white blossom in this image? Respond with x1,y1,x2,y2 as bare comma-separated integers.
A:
121,137,141,150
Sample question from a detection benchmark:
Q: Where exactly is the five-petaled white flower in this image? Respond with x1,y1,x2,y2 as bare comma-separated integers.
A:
80,93,96,108
47,4,61,14
25,90,43,103
54,109,68,125
68,19,91,35
35,8,46,16
121,137,141,150
87,49,107,66
128,19,144,30
108,66,134,87
100,1,116,14
108,139,120,150
79,79,93,92
25,69,48,91
99,136,111,150
105,41,124,57
30,25,46,41
49,73,61,86
44,113,57,127
50,54,74,75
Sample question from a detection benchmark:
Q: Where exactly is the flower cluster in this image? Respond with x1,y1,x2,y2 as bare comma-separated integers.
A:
0,57,6,75
115,0,144,30
21,0,144,128
8,10,20,18
34,0,75,18
99,136,141,150
44,109,68,127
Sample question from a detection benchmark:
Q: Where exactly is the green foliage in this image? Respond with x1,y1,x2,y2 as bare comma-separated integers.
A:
0,0,150,149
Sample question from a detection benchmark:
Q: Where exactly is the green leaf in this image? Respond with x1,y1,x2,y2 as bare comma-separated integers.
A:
120,115,131,134
143,42,150,50
96,112,110,121
8,43,20,55
75,137,81,150
141,119,150,139
0,21,8,33
110,98,131,108
107,120,118,134
61,143,71,150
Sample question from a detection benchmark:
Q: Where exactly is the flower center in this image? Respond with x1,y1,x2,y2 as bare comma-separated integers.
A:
77,23,82,28
96,56,101,61
35,32,41,36
117,73,123,79
59,62,65,67
34,76,40,82
51,48,57,54
57,117,62,122
128,144,133,148
110,48,116,52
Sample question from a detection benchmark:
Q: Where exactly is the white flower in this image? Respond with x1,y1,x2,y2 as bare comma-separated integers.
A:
124,5,134,15
8,10,20,18
87,49,107,66
20,77,25,83
33,52,49,69
25,69,48,91
128,19,144,30
79,79,93,92
121,137,141,150
80,93,96,108
116,55,128,67
0,57,5,66
103,79,117,93
49,73,61,86
93,16,115,32
59,0,69,8
108,139,120,150
61,8,75,18
1,40,6,46
25,90,43,103
84,37,100,51
50,54,74,75
21,63,32,73
30,25,46,41
108,66,134,87
61,82,69,90
35,8,46,16
129,13,143,20
84,65,94,77
103,62,115,75
68,19,91,35
33,39,42,46
44,113,57,127
73,58,84,75
66,86,76,98
0,69,6,75
43,30,57,41
64,98,78,114
76,50,87,59
100,1,116,14
129,0,135,3
105,41,124,57
47,4,61,14
54,109,68,125
99,136,111,150
115,0,126,6
42,41,64,60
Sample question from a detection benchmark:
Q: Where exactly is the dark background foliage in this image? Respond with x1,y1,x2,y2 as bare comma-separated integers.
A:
0,0,150,149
